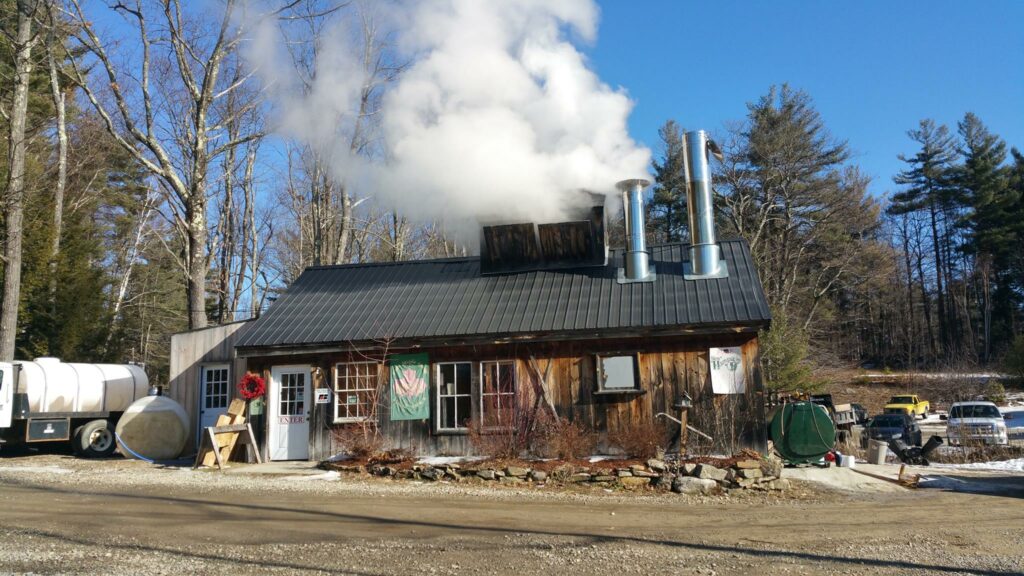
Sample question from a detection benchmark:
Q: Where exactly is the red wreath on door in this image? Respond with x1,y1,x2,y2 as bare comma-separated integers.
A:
237,372,266,400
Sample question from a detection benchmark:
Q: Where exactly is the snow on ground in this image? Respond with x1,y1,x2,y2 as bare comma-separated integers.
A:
931,458,1024,473
416,455,487,466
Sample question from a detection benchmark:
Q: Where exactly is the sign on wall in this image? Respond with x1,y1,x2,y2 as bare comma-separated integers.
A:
710,347,746,394
314,388,331,404
390,353,430,421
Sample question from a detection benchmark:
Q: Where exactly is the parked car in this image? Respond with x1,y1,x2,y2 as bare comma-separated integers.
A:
944,401,1008,446
999,408,1024,442
884,395,930,419
865,413,922,447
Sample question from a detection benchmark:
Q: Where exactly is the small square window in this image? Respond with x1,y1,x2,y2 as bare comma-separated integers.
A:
596,354,640,394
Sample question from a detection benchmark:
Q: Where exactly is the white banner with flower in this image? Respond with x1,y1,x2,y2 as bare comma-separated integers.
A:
710,347,746,394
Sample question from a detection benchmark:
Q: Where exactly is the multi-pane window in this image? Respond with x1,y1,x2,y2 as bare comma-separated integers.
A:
437,362,472,431
596,354,639,392
203,366,229,409
481,361,515,428
334,362,379,423
279,372,306,416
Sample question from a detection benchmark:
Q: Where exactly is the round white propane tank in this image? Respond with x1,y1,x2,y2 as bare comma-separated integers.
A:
115,395,190,461
20,357,149,414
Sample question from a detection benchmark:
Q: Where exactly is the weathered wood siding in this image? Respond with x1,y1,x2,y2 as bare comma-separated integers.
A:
168,321,251,451
244,332,765,461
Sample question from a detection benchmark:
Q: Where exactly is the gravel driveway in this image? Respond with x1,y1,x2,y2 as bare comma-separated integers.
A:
2,453,1023,575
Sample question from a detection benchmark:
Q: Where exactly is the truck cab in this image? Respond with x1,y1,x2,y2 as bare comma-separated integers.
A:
884,395,930,419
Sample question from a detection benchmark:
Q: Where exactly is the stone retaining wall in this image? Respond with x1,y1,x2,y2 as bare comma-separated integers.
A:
326,457,789,495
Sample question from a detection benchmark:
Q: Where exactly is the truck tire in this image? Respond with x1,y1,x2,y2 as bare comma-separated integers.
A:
72,419,116,458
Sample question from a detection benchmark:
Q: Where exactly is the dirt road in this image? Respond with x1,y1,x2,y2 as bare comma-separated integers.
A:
1,455,1023,575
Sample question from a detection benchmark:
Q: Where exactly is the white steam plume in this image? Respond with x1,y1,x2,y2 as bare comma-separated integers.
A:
251,0,650,235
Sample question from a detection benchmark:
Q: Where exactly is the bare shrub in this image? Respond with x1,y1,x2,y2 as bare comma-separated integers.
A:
536,416,598,460
331,424,385,460
930,442,1024,464
368,448,413,466
608,421,670,459
467,397,546,459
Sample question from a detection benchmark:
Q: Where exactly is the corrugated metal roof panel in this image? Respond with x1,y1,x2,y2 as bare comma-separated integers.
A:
236,239,771,349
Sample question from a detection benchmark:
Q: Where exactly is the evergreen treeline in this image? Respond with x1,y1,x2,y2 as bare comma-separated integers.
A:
650,86,1024,388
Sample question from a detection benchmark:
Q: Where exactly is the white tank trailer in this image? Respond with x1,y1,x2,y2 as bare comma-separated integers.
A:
0,358,149,457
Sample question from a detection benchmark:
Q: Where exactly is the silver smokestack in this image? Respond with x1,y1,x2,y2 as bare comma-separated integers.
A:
683,130,728,280
616,178,656,283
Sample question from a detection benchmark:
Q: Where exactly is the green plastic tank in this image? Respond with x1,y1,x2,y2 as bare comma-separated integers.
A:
769,402,836,464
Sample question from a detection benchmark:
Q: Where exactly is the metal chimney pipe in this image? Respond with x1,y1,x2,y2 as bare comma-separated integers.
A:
616,178,655,283
683,130,728,280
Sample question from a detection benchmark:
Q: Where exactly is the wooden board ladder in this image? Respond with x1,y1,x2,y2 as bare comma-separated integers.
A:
194,398,262,470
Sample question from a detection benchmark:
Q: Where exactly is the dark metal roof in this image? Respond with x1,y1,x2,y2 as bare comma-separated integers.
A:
236,239,771,349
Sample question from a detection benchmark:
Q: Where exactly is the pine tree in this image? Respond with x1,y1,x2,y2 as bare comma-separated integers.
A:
649,120,688,243
955,113,1015,361
889,120,959,359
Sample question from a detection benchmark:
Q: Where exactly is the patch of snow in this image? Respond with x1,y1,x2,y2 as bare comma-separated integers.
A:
931,458,1024,473
416,456,486,466
587,455,615,463
325,453,353,463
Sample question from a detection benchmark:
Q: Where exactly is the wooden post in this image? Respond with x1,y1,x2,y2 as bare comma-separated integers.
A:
679,407,689,453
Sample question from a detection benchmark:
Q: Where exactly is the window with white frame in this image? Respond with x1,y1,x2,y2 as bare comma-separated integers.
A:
203,365,229,409
595,354,639,393
437,362,472,431
334,362,379,423
481,361,515,428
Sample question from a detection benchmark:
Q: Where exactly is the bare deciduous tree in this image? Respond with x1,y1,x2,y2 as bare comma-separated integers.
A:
0,0,41,360
66,0,264,329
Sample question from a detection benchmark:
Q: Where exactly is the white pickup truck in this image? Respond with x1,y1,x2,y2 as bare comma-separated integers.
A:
944,401,1008,446
0,358,149,457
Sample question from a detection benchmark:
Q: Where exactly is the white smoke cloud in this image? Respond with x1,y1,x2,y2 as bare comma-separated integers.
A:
250,0,650,235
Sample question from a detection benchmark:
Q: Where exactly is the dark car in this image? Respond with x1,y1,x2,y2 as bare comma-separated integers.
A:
866,414,922,446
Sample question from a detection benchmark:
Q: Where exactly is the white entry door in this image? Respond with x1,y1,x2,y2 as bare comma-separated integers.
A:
199,365,230,442
270,365,311,461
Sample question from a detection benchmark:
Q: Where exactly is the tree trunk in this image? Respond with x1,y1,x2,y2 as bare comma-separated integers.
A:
47,22,68,319
0,2,36,360
103,202,152,352
927,201,947,358
336,187,352,265
901,229,916,368
217,142,236,324
186,197,209,330
915,248,936,361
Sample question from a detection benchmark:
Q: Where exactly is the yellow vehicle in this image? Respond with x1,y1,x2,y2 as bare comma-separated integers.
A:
884,395,930,419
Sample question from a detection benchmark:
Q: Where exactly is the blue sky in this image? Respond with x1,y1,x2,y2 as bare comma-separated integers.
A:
588,1,1024,196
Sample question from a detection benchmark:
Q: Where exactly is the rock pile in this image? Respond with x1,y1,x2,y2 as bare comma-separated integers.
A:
325,456,789,494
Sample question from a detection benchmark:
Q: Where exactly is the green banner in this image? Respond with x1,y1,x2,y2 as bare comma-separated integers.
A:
390,353,430,421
